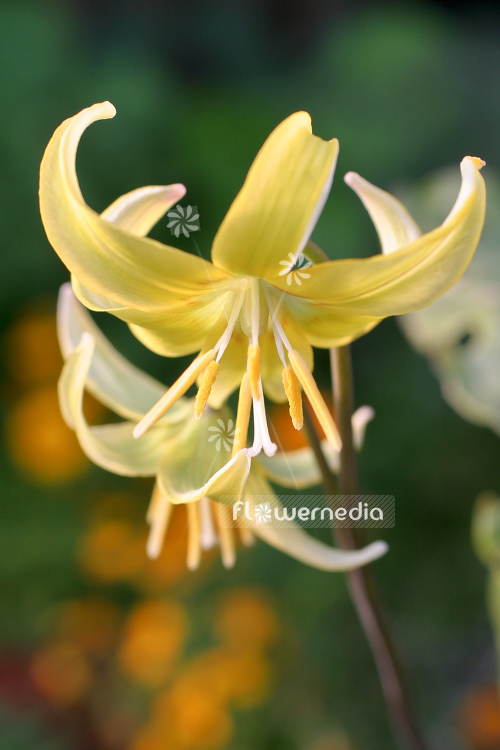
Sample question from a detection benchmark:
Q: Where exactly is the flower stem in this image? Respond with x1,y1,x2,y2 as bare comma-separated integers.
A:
304,346,430,750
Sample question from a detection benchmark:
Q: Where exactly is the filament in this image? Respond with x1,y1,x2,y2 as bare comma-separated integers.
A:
288,349,342,450
134,349,216,438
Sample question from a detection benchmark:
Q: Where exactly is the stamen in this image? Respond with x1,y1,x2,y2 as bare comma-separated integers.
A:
199,496,219,550
282,366,303,430
239,527,255,547
194,361,220,419
288,349,342,451
247,344,261,400
187,503,201,571
215,501,236,569
232,373,252,455
133,349,216,438
264,288,293,352
215,288,246,362
146,484,173,559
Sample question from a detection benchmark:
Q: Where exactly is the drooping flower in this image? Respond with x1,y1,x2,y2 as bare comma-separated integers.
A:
40,103,485,459
57,284,387,571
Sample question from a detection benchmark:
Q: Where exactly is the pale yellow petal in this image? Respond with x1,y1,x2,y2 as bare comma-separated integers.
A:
100,183,186,233
158,448,251,506
244,473,388,570
71,183,188,316
57,283,187,421
211,112,338,278
271,157,486,347
40,102,231,316
58,334,172,476
344,172,421,254
156,411,251,504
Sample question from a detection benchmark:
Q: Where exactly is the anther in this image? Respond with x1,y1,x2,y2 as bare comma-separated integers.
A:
282,366,303,430
194,361,220,419
288,349,342,451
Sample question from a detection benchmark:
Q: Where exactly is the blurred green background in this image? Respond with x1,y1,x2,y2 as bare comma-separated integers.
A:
1,1,500,749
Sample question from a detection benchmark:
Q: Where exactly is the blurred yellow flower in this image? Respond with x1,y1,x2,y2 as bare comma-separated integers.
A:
175,647,271,708
6,384,94,483
117,599,187,686
152,681,232,750
5,306,63,387
41,102,485,462
78,519,146,583
214,588,279,649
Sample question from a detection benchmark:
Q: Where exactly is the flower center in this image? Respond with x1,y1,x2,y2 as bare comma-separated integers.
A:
133,278,341,456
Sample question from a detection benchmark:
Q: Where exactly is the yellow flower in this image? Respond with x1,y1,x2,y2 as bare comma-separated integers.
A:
39,103,485,457
57,285,386,572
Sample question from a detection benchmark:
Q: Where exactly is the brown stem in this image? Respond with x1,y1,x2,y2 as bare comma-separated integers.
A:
304,347,429,750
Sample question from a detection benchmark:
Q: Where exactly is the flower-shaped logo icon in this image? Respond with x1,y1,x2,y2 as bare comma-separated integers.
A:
254,503,273,524
278,252,312,286
167,205,200,237
207,418,237,452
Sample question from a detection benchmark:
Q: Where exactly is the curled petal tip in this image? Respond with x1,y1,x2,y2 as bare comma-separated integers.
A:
96,101,116,119
343,171,357,186
466,156,486,170
366,540,389,562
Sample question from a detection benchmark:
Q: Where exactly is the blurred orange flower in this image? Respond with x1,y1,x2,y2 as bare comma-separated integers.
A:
214,588,279,650
30,639,92,706
117,599,187,686
78,520,146,583
6,385,94,483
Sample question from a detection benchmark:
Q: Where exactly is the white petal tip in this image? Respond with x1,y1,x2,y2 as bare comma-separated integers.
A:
344,171,358,186
365,540,389,561
95,101,116,119
464,156,486,170
221,554,236,570
146,545,160,561
171,183,187,198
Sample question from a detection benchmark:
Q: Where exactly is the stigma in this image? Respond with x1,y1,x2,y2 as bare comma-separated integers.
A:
133,279,341,456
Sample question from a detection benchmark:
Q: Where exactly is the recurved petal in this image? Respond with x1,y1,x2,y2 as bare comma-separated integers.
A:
128,289,235,357
273,157,486,347
58,334,173,476
344,172,421,254
211,112,338,278
40,102,231,314
71,183,188,316
57,283,182,421
157,445,251,505
244,474,388,570
100,183,186,233
254,523,388,570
